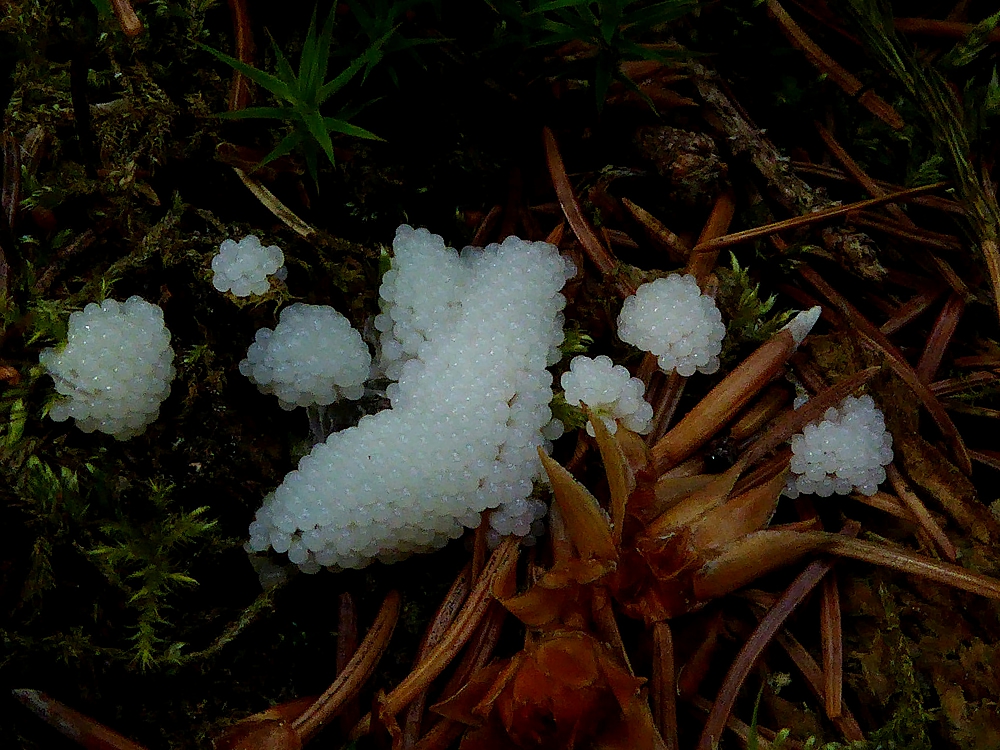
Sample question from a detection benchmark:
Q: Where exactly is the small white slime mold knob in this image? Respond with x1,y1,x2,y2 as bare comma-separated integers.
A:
784,394,894,498
560,355,653,436
617,274,726,377
240,303,372,410
212,235,285,297
39,296,176,440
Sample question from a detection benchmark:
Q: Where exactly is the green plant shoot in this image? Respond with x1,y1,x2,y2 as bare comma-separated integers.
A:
201,4,389,189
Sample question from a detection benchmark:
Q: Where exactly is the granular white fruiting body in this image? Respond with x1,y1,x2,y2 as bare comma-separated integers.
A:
783,394,894,498
39,296,175,440
560,355,653,436
211,235,285,297
240,303,371,410
247,226,575,571
617,274,725,377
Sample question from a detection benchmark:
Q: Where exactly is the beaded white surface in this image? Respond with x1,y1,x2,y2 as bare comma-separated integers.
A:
561,355,653,436
40,296,175,440
240,303,371,410
783,394,894,498
211,235,285,297
617,274,726,377
247,226,575,571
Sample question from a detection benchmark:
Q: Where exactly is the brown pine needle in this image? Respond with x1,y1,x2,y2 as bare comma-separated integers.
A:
293,589,401,742
820,572,843,718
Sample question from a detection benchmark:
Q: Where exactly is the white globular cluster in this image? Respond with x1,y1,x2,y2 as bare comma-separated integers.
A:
561,355,653,437
239,303,371,410
617,274,726,377
211,235,285,297
247,226,576,571
39,296,175,440
784,395,894,498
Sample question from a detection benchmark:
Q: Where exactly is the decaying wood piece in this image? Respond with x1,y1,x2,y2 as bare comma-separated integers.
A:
689,61,887,280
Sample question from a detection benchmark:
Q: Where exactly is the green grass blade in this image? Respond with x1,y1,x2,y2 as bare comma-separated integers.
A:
303,108,336,166
312,3,339,101
200,43,295,102
323,117,384,141
298,6,320,93
267,32,299,91
257,130,305,168
624,0,696,28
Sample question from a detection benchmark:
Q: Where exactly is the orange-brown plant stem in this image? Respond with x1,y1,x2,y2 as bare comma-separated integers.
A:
887,464,957,562
771,628,865,741
373,540,519,725
651,322,807,473
692,695,806,749
693,182,947,256
766,0,903,129
543,127,635,298
336,592,361,734
226,0,254,110
895,17,1000,42
820,572,843,718
917,293,965,383
652,622,679,750
930,370,998,396
621,197,689,263
686,190,736,283
12,689,150,750
400,566,472,750
881,285,947,336
799,264,972,473
111,0,143,37
697,522,856,750
293,590,401,742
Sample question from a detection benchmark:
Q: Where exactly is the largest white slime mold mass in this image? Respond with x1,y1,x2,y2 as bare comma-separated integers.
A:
247,226,575,571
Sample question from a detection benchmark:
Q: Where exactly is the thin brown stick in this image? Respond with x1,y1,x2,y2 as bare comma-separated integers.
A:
233,167,318,238
336,592,361,734
697,555,838,750
472,204,503,247
799,264,972,474
880,286,946,336
825,535,1000,598
652,622,679,750
13,689,150,750
543,127,634,297
694,182,947,255
971,449,1000,471
930,370,999,396
849,212,964,251
377,539,518,721
815,122,909,221
293,590,401,742
917,293,966,384
686,190,736,282
110,0,143,37
895,17,1000,42
887,464,957,561
621,197,689,263
767,1,903,129
851,489,917,522
739,367,881,469
790,161,964,213
771,629,865,741
400,566,472,750
820,572,843,718
226,0,254,110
